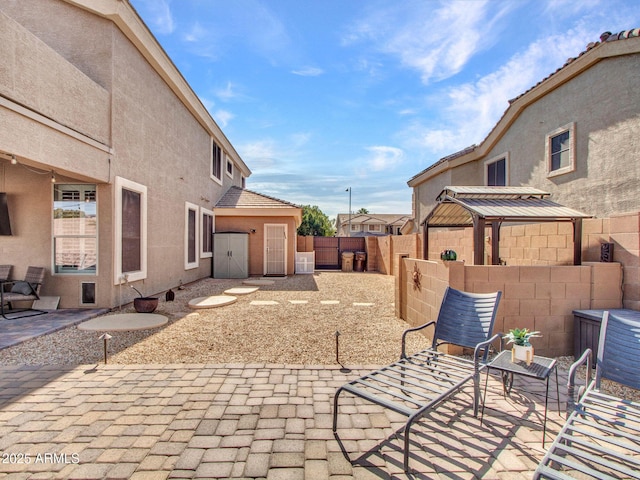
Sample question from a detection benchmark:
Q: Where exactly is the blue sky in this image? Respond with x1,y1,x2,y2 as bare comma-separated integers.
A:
130,0,640,221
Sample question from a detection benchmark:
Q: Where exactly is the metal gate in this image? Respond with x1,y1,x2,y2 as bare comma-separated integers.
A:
313,237,365,269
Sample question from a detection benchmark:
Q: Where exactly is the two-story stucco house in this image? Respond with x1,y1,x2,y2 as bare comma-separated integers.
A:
336,213,411,237
0,0,299,310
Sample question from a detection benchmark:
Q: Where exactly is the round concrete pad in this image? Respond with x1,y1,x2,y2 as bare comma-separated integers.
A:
224,286,259,296
242,279,275,286
78,313,168,332
188,295,237,309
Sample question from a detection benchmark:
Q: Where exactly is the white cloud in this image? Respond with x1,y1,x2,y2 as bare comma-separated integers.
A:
400,25,596,156
343,0,513,84
136,0,175,35
359,146,404,173
291,66,325,77
215,82,242,101
213,110,234,128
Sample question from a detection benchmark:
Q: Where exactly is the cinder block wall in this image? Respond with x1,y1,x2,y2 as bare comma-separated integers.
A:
397,258,623,357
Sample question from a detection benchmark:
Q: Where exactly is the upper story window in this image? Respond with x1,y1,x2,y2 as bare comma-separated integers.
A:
547,122,576,177
226,157,233,178
485,153,509,186
53,184,97,275
350,223,360,232
211,141,222,184
368,224,381,232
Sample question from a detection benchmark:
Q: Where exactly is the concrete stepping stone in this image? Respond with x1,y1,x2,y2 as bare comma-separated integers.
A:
188,295,237,309
289,300,308,305
250,300,279,306
320,300,340,305
353,302,374,307
224,286,259,296
242,279,275,286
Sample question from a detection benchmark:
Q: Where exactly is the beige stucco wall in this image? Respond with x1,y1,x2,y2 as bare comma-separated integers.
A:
396,258,623,357
215,216,299,276
0,0,245,308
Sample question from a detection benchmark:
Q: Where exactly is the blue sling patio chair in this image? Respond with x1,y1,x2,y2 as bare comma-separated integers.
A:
333,286,502,472
534,310,640,479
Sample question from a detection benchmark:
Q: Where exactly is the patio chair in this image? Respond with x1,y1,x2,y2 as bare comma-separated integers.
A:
1,266,47,319
333,287,502,472
534,311,640,479
0,265,11,282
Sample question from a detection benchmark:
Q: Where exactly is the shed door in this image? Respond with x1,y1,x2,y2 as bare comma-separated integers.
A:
264,224,286,276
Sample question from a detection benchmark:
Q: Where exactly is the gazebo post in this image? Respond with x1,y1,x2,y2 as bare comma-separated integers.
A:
473,216,486,265
573,218,583,265
491,221,501,265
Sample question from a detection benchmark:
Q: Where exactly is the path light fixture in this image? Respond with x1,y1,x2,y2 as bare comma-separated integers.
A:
99,333,112,364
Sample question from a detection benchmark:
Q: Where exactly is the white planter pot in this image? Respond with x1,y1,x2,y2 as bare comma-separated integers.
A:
512,344,534,365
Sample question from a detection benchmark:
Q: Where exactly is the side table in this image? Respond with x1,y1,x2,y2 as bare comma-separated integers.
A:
480,350,560,446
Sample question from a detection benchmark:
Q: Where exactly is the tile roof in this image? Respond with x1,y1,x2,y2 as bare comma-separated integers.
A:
337,213,411,226
215,186,300,209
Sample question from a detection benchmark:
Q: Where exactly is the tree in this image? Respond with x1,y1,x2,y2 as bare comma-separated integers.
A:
357,208,369,214
297,205,335,237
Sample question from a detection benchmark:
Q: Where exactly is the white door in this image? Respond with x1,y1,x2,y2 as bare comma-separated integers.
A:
264,224,286,276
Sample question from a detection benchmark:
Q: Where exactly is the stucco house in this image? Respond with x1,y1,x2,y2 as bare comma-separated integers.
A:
336,213,411,237
0,0,295,310
408,29,640,222
405,28,640,309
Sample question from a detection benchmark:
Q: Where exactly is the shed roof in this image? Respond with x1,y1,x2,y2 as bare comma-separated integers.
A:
423,186,591,227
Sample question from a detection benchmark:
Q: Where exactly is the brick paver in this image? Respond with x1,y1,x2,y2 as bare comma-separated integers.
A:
0,363,567,478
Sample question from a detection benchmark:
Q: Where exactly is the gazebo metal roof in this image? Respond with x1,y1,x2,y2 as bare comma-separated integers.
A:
421,187,592,265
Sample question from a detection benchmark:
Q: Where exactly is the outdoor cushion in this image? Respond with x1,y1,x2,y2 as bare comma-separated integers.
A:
11,281,33,296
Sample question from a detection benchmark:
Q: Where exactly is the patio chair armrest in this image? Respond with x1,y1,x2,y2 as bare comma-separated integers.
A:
401,321,436,359
473,333,502,365
567,348,592,414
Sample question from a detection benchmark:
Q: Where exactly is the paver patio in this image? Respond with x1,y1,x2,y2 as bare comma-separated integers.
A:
0,362,568,479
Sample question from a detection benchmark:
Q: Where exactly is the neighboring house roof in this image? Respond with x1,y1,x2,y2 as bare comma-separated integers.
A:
337,213,411,227
407,28,640,188
63,0,250,178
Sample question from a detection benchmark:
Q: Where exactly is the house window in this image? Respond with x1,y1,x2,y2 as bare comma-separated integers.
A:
53,184,97,275
114,177,147,284
547,123,576,176
485,153,509,186
226,157,233,178
201,208,214,258
350,224,360,232
211,141,222,183
368,224,381,232
185,202,199,269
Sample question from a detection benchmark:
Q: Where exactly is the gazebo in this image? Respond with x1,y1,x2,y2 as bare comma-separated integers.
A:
421,186,592,265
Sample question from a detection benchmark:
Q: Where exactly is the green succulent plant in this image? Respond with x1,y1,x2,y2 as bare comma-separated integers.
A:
505,328,541,347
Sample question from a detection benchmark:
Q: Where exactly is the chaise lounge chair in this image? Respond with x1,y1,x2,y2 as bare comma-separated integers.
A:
333,287,502,472
1,266,47,319
534,310,640,479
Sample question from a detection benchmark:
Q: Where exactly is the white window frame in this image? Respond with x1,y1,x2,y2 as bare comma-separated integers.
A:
225,155,234,179
114,176,147,285
52,183,98,276
185,202,200,270
484,152,509,186
546,122,576,177
368,224,381,232
350,223,360,232
211,139,223,185
200,207,214,258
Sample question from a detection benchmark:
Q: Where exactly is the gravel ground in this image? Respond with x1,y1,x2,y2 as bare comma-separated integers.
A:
0,272,432,366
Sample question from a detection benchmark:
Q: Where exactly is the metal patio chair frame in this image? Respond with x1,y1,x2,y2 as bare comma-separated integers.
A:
333,287,502,472
0,266,47,320
534,310,640,479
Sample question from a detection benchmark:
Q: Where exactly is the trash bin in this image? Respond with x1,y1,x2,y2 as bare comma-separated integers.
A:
354,251,366,272
341,252,354,272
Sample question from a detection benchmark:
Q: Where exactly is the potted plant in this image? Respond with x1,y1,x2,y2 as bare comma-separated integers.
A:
504,328,541,365
130,284,158,313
